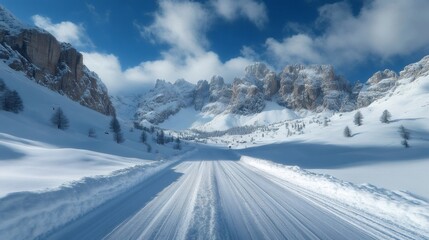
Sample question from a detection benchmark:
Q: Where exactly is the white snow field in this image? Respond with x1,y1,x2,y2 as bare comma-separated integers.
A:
0,61,185,197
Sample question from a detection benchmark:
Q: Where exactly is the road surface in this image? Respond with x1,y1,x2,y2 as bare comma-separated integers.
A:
44,147,424,240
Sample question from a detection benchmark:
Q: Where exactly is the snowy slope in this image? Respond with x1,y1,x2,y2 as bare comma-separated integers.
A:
0,61,188,197
160,101,299,131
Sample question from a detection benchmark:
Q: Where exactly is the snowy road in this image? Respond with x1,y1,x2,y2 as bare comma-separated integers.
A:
45,148,426,240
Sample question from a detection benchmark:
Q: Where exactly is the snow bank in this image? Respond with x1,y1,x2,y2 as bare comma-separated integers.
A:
241,156,429,236
0,151,193,240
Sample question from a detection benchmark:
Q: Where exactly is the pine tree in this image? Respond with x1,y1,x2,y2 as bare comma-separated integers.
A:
173,137,181,150
354,111,363,126
343,126,352,137
0,79,6,92
140,131,147,143
156,130,165,145
51,107,69,130
380,110,391,123
110,116,124,143
3,90,23,113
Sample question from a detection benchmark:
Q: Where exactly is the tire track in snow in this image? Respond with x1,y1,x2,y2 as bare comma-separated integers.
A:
104,161,204,240
214,160,377,239
241,160,428,239
44,148,426,239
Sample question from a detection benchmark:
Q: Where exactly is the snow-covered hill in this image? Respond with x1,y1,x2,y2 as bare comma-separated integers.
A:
0,60,188,197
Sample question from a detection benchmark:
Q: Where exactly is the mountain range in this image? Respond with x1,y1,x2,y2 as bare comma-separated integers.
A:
1,4,428,132
134,57,429,129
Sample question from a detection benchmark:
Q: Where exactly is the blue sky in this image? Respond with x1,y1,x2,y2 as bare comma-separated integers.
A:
2,0,429,93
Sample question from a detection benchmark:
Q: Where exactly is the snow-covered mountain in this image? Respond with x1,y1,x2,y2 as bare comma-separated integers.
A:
0,5,115,115
132,57,424,130
131,63,352,127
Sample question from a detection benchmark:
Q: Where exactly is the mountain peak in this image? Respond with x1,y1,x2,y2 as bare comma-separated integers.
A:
400,55,429,80
0,5,29,35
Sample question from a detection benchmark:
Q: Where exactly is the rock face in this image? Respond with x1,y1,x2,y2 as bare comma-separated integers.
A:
229,78,265,115
134,63,356,125
400,55,429,80
357,69,398,108
193,80,209,111
135,79,195,124
0,5,115,115
277,65,354,111
133,51,429,126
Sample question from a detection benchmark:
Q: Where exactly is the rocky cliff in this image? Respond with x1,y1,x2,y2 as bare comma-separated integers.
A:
133,62,356,125
0,5,115,115
134,79,194,124
134,55,429,126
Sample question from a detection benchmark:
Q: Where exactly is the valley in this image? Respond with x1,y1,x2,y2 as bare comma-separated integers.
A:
0,2,429,240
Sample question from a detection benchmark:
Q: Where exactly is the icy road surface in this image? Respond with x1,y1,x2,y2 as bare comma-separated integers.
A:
45,148,426,240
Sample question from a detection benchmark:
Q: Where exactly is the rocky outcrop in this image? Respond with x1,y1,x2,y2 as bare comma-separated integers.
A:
134,63,356,124
135,79,195,124
357,70,398,108
202,75,232,114
0,6,115,115
262,72,279,99
133,53,429,126
276,65,353,111
229,78,265,115
400,55,429,80
194,80,209,111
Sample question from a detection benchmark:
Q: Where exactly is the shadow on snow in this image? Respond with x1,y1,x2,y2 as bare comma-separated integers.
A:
237,141,429,169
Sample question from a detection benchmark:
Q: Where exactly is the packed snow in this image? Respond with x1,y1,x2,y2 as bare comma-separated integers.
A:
43,148,429,239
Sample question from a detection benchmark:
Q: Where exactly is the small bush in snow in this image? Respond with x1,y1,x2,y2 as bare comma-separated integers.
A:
380,110,392,123
354,111,363,126
147,144,152,152
344,126,352,137
51,107,69,130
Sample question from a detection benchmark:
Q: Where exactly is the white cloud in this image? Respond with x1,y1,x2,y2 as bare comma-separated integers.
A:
211,0,268,28
140,0,210,55
125,0,255,86
266,34,322,65
265,0,429,67
123,51,253,84
32,15,93,48
34,0,259,94
81,52,124,91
